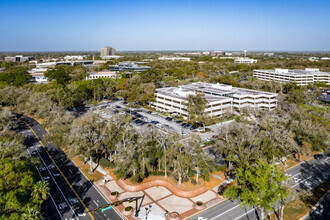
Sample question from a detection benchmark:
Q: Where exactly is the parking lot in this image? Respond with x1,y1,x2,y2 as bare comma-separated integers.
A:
93,100,232,143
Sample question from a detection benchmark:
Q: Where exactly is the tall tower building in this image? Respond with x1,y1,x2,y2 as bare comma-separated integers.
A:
100,46,116,57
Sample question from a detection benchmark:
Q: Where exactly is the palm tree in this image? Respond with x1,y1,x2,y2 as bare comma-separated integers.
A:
21,207,41,220
32,181,50,201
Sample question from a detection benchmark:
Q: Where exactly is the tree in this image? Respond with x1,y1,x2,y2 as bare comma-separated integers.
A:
214,122,260,173
186,92,208,124
44,68,71,85
21,207,41,220
225,160,289,219
32,181,50,201
0,158,41,219
68,111,104,172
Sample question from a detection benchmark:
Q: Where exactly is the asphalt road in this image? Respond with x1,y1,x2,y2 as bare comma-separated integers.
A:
15,114,123,220
188,156,330,220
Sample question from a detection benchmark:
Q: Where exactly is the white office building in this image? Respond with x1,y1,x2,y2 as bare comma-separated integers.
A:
64,55,87,60
253,68,330,86
86,71,118,80
28,68,49,83
158,57,191,61
234,58,257,64
151,82,277,118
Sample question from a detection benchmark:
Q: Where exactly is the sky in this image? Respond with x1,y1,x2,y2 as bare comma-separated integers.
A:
0,0,330,51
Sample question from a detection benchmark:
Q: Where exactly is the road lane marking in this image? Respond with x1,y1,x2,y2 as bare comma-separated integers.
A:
71,159,126,220
34,142,78,220
34,164,63,220
293,176,313,188
20,119,95,220
210,204,240,220
93,200,98,206
234,207,256,220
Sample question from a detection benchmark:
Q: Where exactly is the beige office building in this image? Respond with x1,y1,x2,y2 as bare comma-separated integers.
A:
253,68,330,86
100,47,116,57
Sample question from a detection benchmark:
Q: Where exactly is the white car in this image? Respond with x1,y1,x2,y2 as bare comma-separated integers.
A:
197,128,205,132
204,137,211,142
180,132,188,136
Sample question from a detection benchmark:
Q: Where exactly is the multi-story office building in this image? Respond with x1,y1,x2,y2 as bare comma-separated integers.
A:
210,51,222,56
151,82,277,118
64,55,87,60
100,47,116,58
158,57,191,61
109,61,151,73
253,68,330,86
85,71,118,80
234,58,257,64
5,55,34,62
28,68,49,83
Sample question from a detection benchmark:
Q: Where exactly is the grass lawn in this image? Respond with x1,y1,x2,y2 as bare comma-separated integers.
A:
273,178,330,220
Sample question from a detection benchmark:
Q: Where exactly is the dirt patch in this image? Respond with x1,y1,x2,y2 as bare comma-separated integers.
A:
72,157,104,182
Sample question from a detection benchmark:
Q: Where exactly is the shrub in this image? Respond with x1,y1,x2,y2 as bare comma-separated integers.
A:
99,157,115,168
191,179,197,185
216,164,228,171
111,191,118,196
125,206,132,212
188,169,195,178
196,201,203,206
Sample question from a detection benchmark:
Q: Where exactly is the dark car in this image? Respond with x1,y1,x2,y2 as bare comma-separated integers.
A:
140,122,148,126
314,154,323,160
147,111,153,114
150,121,159,124
176,120,182,124
134,119,143,124
190,124,199,130
212,135,219,139
165,117,172,121
115,105,122,109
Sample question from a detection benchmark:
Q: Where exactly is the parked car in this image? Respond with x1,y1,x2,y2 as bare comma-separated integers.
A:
150,121,159,124
204,137,212,142
147,111,153,114
134,119,143,124
314,154,323,160
197,127,205,132
165,117,172,121
180,132,188,136
212,135,219,139
176,120,182,124
115,105,122,109
190,124,199,130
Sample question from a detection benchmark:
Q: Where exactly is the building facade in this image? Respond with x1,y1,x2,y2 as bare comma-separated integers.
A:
253,68,330,86
28,68,49,83
234,58,257,64
100,47,116,58
86,71,118,80
158,57,191,61
109,61,151,73
151,82,277,118
5,55,34,62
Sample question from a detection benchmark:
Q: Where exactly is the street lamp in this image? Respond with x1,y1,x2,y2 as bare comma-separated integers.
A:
145,205,152,219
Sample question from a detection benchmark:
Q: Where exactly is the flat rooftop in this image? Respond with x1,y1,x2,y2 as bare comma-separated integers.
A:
255,68,330,76
156,87,231,103
179,82,276,97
